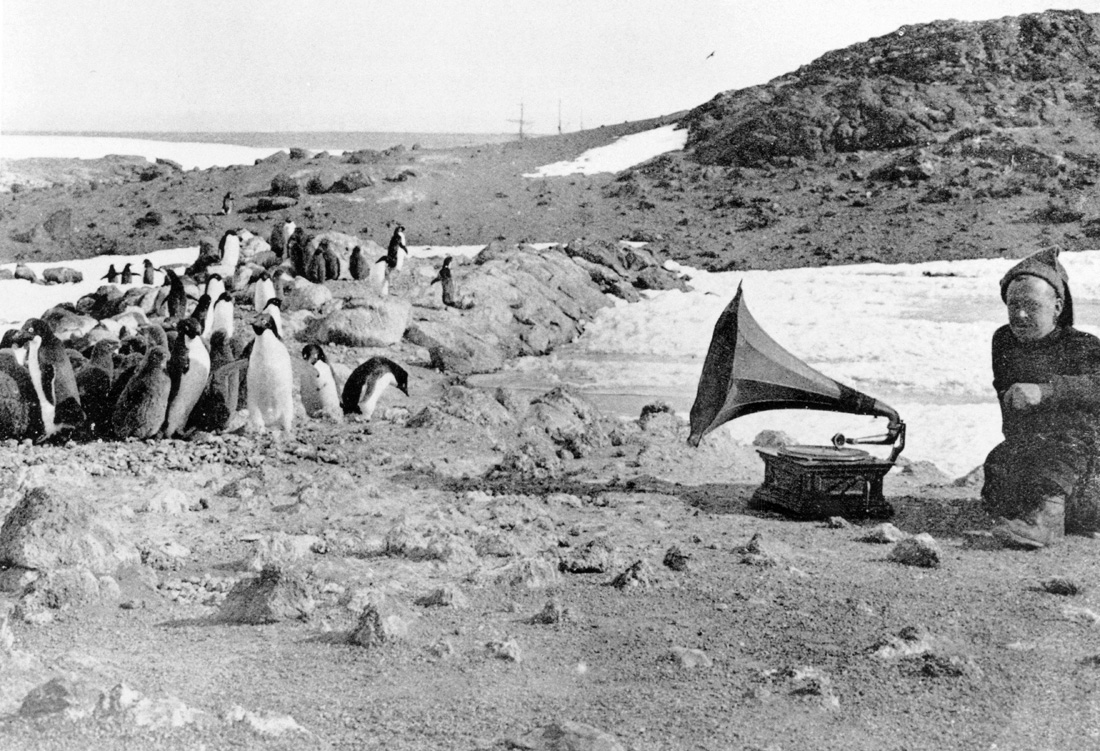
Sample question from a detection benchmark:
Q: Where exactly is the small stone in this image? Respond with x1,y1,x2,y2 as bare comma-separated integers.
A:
427,640,455,659
347,603,410,648
487,638,522,662
559,537,620,574
662,545,691,572
1063,604,1100,625
873,625,933,659
510,720,626,751
1041,577,1083,596
826,516,853,529
860,523,909,544
609,559,654,590
752,430,795,448
216,566,314,624
664,646,713,669
528,598,574,625
734,532,778,567
224,705,308,736
887,533,941,568
415,584,469,609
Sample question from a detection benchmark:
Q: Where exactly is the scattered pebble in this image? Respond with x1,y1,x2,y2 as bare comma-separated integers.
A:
663,647,712,669
662,545,691,572
487,638,522,662
859,523,909,544
1041,577,1083,596
609,559,654,590
887,534,942,568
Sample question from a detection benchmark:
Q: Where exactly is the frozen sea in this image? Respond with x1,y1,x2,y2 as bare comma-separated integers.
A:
3,126,1094,478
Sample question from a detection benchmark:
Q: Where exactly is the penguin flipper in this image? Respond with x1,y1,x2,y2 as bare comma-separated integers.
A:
212,359,249,383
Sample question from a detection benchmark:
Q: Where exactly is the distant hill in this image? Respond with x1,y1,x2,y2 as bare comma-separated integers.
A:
5,10,1100,272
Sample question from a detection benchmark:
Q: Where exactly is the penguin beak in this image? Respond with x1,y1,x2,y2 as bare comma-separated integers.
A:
399,383,409,397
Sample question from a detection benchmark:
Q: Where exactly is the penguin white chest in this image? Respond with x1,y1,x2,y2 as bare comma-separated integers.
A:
222,236,241,269
254,279,275,311
247,331,293,431
26,337,56,433
165,339,211,435
313,361,343,421
359,371,396,420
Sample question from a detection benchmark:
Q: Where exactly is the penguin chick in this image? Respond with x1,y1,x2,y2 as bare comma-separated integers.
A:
0,350,42,440
142,259,156,285
301,344,343,422
341,356,409,421
162,318,210,438
110,346,171,440
76,340,115,436
247,314,294,433
349,246,367,280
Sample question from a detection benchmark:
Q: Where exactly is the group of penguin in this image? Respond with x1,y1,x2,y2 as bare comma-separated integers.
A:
0,228,413,444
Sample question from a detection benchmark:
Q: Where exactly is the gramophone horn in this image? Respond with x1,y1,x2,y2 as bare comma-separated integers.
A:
687,284,902,447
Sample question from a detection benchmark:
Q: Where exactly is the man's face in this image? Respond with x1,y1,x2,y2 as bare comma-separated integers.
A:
1007,276,1062,341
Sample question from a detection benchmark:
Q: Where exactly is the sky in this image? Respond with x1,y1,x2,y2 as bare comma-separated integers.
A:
2,0,1099,135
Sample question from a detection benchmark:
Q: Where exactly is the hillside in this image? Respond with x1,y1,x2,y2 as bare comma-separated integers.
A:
4,10,1100,272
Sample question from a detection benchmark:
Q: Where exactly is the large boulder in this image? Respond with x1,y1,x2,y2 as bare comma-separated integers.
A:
522,387,610,459
216,566,314,624
282,278,333,313
0,487,139,575
305,298,410,347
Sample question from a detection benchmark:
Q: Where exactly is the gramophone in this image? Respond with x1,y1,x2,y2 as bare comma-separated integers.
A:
688,285,905,519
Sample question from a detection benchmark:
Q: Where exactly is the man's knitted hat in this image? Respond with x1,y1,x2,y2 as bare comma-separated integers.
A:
999,246,1074,327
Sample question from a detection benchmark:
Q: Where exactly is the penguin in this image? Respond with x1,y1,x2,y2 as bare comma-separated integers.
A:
320,240,341,280
369,256,390,296
191,293,211,325
161,318,210,438
76,340,115,436
341,356,409,420
431,256,475,310
189,330,237,433
281,219,296,255
308,248,328,284
349,246,367,281
163,268,189,319
253,271,276,312
120,263,134,285
0,349,42,440
387,225,408,272
247,313,294,433
222,191,234,216
301,344,343,422
14,263,38,284
209,292,234,343
288,227,309,276
202,276,226,338
262,297,285,340
220,230,241,271
204,274,226,306
110,345,171,440
17,318,86,439
142,259,157,286
101,264,120,284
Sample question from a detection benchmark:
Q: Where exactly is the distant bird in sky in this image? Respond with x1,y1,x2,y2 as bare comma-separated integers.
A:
706,51,715,60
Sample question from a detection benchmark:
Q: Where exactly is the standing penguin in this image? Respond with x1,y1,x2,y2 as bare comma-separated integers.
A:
308,248,328,284
220,231,241,271
281,219,296,259
288,227,310,276
17,318,86,439
209,292,234,344
164,268,189,319
263,298,285,340
320,240,341,280
301,344,343,421
349,246,367,281
189,330,236,433
247,314,294,433
222,191,234,216
341,356,409,420
369,255,390,296
142,259,157,285
101,264,120,284
190,293,211,326
120,263,134,285
76,340,115,436
253,271,276,312
387,225,408,272
161,318,210,438
110,345,171,440
0,349,42,440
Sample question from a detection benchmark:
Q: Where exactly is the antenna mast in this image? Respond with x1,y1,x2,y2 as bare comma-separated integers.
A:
558,100,562,135
507,102,532,140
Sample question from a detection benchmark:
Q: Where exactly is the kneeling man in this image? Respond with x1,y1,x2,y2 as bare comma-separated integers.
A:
983,247,1100,548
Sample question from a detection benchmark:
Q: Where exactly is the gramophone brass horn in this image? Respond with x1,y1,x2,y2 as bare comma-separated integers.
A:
687,284,903,449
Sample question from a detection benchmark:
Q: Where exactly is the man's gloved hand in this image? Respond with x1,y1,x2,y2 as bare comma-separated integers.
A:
1004,382,1047,410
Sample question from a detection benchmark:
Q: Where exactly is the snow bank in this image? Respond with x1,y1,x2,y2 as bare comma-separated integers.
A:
523,125,688,178
0,135,288,170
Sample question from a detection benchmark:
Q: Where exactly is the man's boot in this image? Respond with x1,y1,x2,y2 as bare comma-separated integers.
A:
992,495,1066,549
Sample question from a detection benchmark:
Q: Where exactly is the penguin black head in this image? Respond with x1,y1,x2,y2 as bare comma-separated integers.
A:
177,317,203,340
252,314,281,339
382,358,410,396
442,256,453,267
18,318,54,343
143,259,154,268
351,246,362,255
121,263,132,272
217,292,234,304
1,329,18,349
264,297,283,310
142,323,169,350
258,270,270,281
302,343,327,365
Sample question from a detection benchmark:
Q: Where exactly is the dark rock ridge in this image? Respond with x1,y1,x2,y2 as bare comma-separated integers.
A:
682,10,1100,166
